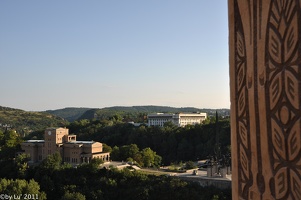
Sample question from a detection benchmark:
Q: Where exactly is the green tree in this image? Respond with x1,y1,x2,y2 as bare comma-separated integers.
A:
185,161,197,170
0,130,4,146
66,115,231,165
0,130,24,178
202,117,211,124
89,158,104,172
39,152,62,174
61,191,86,200
111,114,123,122
153,154,162,168
127,144,140,159
45,151,62,168
118,144,140,161
141,147,158,167
0,178,46,199
0,130,22,159
15,153,30,178
102,143,112,153
163,121,177,129
110,146,120,161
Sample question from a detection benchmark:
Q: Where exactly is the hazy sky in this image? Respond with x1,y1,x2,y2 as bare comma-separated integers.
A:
0,1,229,111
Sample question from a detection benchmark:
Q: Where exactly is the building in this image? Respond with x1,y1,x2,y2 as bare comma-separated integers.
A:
147,113,207,127
21,127,110,166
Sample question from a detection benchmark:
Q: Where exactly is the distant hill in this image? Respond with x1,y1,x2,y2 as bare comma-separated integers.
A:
0,106,23,112
77,106,230,122
0,105,230,134
0,106,68,136
45,107,91,122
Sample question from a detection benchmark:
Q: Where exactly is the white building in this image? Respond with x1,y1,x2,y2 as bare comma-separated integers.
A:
147,113,207,127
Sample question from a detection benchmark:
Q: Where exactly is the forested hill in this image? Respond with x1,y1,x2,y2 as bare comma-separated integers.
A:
0,105,229,132
0,106,68,135
0,106,23,112
45,106,230,122
46,107,91,122
77,106,230,122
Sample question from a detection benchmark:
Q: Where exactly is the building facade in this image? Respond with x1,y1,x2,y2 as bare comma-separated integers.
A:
147,113,207,127
21,127,110,166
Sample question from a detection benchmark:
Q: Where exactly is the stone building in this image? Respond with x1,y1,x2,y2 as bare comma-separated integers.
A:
21,127,110,166
147,113,207,127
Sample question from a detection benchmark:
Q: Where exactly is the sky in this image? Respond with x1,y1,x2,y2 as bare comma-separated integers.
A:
0,1,229,111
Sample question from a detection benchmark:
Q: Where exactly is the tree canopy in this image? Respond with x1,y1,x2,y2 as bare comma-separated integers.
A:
66,119,230,164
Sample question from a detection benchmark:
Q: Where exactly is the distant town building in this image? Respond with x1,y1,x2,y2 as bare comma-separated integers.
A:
147,113,207,127
21,127,110,166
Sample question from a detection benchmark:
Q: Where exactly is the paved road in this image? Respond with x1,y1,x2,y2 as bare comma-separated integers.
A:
102,162,232,182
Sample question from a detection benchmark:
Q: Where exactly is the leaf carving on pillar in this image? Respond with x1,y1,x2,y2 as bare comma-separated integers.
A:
240,144,250,179
266,0,301,199
268,0,299,65
238,89,246,116
234,0,252,198
239,121,248,148
291,170,301,200
271,118,286,160
288,119,301,161
274,167,288,199
285,70,299,109
269,72,282,109
237,62,246,89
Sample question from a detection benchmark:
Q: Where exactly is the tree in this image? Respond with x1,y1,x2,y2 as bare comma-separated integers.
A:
0,130,22,159
66,116,231,165
153,154,162,168
39,152,62,174
0,130,4,146
202,117,211,124
89,158,104,172
127,144,140,159
15,153,30,178
110,146,120,161
118,144,140,162
0,178,46,199
185,161,197,170
163,121,177,129
61,191,86,200
177,138,190,161
111,114,123,122
102,143,112,153
141,147,160,167
0,130,24,178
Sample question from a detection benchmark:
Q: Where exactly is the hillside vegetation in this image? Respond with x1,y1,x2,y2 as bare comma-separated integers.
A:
45,106,230,122
0,123,231,199
0,105,229,137
77,106,230,122
0,106,68,135
0,105,231,199
67,119,230,164
46,107,91,122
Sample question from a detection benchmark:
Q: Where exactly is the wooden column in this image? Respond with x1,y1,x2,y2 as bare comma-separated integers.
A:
229,0,301,199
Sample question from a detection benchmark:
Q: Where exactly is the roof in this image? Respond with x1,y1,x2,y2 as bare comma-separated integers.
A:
67,141,95,144
23,140,44,143
148,113,207,118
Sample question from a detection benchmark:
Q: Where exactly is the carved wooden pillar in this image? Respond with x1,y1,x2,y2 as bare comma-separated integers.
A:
229,0,301,199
